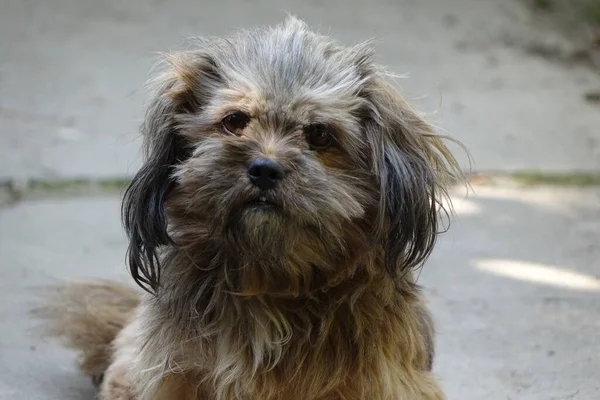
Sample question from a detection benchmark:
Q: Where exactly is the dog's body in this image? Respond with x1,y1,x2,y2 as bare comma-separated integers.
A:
36,18,463,399
101,273,439,400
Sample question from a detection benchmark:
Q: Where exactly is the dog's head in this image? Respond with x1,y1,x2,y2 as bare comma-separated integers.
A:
123,18,463,295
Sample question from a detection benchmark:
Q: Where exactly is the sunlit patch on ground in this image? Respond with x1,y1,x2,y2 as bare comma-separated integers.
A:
475,259,600,291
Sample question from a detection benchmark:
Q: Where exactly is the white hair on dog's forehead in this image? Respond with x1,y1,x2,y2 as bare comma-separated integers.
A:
200,17,373,100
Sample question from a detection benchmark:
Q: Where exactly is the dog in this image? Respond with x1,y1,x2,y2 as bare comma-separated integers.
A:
35,17,464,399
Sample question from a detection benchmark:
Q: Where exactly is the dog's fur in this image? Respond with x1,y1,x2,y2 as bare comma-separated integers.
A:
35,18,463,399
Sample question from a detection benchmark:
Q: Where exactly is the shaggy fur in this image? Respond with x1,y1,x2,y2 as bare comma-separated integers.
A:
33,281,140,386
35,17,464,400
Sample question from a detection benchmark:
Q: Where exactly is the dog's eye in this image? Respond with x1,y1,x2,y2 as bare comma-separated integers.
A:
304,124,333,150
221,112,250,135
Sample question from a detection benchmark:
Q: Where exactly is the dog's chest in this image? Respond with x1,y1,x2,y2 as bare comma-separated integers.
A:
182,307,397,399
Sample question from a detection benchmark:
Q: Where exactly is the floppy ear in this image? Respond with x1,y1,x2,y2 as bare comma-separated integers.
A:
122,51,220,294
361,70,464,277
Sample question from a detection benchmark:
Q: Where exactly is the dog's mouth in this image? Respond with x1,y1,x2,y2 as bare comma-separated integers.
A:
245,194,280,211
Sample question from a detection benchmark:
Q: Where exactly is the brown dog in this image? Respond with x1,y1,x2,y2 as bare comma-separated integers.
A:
36,17,463,399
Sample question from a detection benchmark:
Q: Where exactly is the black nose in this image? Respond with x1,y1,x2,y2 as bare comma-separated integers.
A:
247,158,284,190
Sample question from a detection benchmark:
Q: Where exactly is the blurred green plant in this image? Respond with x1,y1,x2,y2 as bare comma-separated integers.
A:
511,171,600,186
534,0,552,10
588,2,600,25
0,178,131,205
533,0,600,25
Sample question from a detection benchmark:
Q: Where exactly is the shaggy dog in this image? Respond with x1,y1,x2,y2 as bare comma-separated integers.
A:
36,17,463,400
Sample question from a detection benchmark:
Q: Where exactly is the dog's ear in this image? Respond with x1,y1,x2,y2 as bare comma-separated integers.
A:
122,51,220,294
360,67,463,277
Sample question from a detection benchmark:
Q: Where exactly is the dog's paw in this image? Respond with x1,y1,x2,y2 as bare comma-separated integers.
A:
99,365,134,400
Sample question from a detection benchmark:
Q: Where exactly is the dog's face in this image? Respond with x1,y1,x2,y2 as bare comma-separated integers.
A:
171,52,374,254
123,18,462,294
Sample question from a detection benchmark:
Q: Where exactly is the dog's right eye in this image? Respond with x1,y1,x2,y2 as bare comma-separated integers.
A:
221,112,250,135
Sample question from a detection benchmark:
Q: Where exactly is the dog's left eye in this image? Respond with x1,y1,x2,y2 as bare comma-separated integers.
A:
221,112,250,135
304,124,334,150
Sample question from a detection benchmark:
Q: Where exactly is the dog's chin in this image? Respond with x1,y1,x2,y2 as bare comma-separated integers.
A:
239,207,284,231
224,198,289,256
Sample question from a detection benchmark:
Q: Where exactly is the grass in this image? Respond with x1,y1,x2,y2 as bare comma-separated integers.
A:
0,178,131,205
588,2,600,25
532,0,600,26
2,172,599,206
510,171,600,186
534,0,553,9
29,178,131,193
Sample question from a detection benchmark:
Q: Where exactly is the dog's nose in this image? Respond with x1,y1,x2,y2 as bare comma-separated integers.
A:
247,158,284,190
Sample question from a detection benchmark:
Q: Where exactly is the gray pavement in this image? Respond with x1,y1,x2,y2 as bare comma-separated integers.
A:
1,0,600,399
427,184,600,399
0,197,126,400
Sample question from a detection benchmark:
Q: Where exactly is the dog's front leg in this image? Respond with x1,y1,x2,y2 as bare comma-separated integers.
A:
99,360,135,400
100,307,206,400
101,367,201,400
98,314,139,400
148,373,205,400
101,364,202,400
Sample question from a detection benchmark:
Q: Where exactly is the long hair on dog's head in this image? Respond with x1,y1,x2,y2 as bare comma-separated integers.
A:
122,17,463,296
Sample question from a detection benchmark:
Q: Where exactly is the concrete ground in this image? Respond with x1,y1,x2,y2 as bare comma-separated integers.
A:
1,0,599,399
